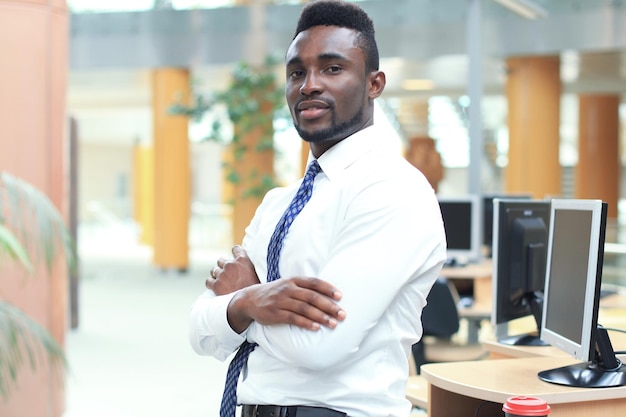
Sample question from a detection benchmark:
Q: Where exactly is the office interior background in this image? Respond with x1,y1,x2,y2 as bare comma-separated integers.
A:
2,0,626,416
66,0,626,249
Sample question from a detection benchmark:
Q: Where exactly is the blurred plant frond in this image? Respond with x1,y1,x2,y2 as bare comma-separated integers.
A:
0,224,31,271
0,172,76,273
0,301,66,400
0,171,75,401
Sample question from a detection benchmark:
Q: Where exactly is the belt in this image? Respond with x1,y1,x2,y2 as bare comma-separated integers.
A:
241,405,347,417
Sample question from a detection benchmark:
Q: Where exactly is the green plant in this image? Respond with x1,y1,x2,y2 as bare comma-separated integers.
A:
0,171,75,400
169,55,288,199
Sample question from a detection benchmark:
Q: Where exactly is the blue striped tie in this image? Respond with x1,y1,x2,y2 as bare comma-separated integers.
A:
219,160,322,417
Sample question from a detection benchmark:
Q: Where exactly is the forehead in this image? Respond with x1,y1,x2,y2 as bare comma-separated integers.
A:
286,25,362,62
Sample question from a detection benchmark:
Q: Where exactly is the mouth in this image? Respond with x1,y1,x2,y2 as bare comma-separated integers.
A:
296,100,331,120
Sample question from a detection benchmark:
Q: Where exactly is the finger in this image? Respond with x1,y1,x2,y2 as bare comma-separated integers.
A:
275,278,345,321
283,313,324,331
211,266,220,278
298,292,346,324
278,298,341,330
232,245,245,257
205,277,215,290
216,257,227,268
296,277,343,301
284,287,346,326
256,300,325,331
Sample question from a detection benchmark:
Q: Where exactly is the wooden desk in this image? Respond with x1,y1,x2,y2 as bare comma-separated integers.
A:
483,339,568,359
421,356,626,417
440,259,492,309
600,292,626,309
405,375,428,409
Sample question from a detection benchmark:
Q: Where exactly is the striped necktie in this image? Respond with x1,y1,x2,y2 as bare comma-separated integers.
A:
219,160,322,417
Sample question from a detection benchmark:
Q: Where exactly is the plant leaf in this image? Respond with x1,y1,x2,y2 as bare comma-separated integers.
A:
0,301,66,400
0,224,32,272
0,172,76,273
0,171,73,401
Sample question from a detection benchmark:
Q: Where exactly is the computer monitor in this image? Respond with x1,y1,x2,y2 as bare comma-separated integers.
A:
491,198,551,346
482,193,532,257
538,199,626,388
437,195,481,265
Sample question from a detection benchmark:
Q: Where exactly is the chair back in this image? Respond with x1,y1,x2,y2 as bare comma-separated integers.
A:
422,278,460,338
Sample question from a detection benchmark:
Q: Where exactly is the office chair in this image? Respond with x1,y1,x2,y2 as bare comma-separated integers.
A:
412,277,487,374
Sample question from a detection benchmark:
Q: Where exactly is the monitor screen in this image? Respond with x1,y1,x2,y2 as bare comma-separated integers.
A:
491,198,550,346
538,199,626,388
437,195,481,265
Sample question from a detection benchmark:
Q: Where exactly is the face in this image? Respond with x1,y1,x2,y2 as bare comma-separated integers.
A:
285,25,386,157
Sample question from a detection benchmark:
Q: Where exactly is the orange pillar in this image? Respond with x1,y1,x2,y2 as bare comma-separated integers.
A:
0,1,68,416
152,68,191,271
576,94,620,220
221,145,235,205
300,141,310,176
230,100,275,244
505,56,561,199
133,144,155,246
405,137,444,193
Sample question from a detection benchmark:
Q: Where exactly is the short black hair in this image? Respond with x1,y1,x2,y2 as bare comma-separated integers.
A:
293,0,380,72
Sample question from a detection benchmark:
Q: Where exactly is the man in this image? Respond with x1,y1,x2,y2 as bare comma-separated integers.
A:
188,1,447,416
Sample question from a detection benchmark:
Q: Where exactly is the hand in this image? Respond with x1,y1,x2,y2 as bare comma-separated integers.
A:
206,245,259,296
227,276,346,334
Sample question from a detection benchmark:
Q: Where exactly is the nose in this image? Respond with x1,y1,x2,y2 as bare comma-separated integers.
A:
299,72,322,96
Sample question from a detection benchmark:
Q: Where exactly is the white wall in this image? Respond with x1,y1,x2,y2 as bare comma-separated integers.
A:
78,141,133,223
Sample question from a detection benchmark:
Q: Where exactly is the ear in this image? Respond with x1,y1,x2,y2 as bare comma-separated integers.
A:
368,70,386,99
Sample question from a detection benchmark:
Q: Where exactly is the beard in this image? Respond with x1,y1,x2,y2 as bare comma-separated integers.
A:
295,105,365,144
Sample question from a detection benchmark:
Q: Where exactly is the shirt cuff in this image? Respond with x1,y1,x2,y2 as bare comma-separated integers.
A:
189,290,247,360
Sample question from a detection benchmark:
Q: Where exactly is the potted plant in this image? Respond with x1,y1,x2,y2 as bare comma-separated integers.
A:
170,55,287,243
0,171,75,399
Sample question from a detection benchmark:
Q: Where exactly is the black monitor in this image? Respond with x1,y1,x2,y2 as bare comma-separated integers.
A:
538,199,626,388
437,195,481,265
482,193,532,256
491,198,551,346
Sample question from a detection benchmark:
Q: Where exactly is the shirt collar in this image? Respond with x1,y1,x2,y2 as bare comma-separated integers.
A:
306,124,383,182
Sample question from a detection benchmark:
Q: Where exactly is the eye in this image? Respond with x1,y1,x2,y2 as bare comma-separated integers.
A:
326,65,343,74
288,69,305,79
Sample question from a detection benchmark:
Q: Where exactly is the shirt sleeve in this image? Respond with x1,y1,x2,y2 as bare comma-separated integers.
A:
246,171,447,370
188,290,247,361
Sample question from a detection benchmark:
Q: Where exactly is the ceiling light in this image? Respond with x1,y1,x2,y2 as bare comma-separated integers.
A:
492,0,548,20
402,79,435,91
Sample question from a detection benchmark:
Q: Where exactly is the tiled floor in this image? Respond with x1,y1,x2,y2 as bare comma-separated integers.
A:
63,229,230,417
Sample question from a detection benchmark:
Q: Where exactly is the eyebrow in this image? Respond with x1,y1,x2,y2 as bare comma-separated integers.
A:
286,52,349,67
318,52,349,62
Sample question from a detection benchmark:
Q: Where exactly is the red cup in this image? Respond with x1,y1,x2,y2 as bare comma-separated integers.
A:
503,396,551,417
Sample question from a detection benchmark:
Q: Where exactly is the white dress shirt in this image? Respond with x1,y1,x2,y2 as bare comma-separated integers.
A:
189,124,447,417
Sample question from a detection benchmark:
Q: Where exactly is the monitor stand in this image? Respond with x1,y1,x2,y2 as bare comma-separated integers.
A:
538,326,626,388
538,361,626,388
499,297,547,346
